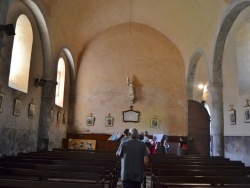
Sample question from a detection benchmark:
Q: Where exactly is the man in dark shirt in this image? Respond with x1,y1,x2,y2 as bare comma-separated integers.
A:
116,128,149,188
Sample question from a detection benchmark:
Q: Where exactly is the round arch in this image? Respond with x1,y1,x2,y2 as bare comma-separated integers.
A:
211,0,250,156
186,48,208,100
20,0,52,78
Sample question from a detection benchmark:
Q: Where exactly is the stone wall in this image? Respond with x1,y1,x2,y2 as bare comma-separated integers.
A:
224,136,250,166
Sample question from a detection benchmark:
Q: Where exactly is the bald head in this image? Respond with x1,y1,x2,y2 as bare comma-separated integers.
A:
129,128,139,139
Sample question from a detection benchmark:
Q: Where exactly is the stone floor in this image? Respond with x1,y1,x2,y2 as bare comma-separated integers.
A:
116,175,151,188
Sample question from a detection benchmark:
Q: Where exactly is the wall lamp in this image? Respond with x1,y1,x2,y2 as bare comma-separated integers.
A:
0,24,15,36
35,75,47,87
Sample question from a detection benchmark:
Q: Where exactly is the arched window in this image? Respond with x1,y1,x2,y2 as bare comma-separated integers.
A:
8,14,33,93
55,57,66,107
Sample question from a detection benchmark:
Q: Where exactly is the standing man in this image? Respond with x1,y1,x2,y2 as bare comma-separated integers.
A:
116,128,149,188
121,128,130,142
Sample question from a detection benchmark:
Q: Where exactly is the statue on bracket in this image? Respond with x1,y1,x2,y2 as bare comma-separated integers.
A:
126,77,135,104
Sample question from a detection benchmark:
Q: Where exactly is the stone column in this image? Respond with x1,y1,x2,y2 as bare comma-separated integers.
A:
210,83,224,156
67,82,76,132
37,80,56,151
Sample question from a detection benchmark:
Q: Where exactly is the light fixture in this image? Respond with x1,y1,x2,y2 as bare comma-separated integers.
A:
198,84,204,90
0,24,15,36
35,75,47,87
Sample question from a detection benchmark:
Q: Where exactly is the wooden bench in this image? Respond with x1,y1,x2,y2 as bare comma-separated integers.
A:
148,154,228,160
11,155,118,162
1,150,120,188
156,169,250,176
0,167,104,183
0,178,104,188
52,148,115,153
148,157,230,162
0,162,115,187
18,151,117,158
148,164,250,176
0,159,116,188
148,159,244,166
154,176,250,188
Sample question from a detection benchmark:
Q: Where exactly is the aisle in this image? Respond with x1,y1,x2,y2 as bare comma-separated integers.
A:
116,175,151,188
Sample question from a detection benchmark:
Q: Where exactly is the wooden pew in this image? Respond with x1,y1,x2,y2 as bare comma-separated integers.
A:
154,176,250,188
148,159,244,166
148,156,230,162
156,169,250,177
19,150,117,158
0,162,115,187
147,162,248,183
2,150,120,186
52,148,115,153
0,167,104,183
0,178,104,188
148,154,227,160
149,157,242,164
149,164,250,175
11,155,118,162
0,159,116,188
2,149,120,188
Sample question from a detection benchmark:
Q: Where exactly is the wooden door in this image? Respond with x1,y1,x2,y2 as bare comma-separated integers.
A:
188,100,210,156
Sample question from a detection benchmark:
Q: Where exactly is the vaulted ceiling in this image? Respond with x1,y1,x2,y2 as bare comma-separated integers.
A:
38,0,231,71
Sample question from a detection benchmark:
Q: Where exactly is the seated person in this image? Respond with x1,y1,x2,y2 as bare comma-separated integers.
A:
177,136,188,155
161,135,170,154
179,136,187,149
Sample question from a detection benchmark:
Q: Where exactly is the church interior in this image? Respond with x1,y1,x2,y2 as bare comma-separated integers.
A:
1,0,250,173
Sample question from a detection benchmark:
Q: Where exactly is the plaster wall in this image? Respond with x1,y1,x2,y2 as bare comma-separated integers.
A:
73,23,186,136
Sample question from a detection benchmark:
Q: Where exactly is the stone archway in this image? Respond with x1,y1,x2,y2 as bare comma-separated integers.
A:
187,48,207,100
62,48,76,131
211,0,250,156
15,0,53,151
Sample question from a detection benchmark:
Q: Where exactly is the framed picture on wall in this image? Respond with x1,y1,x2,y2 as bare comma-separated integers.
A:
62,111,66,124
105,116,113,127
86,116,95,126
150,118,159,128
28,102,35,119
229,109,236,125
57,110,61,123
0,93,4,113
244,106,250,123
13,98,22,116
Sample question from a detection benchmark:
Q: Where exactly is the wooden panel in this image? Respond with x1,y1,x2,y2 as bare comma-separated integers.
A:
188,99,210,156
62,133,121,152
68,139,96,150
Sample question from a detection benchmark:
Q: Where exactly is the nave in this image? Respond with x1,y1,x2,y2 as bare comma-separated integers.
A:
0,149,250,188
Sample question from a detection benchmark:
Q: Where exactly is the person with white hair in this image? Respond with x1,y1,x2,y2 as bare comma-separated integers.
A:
116,128,149,188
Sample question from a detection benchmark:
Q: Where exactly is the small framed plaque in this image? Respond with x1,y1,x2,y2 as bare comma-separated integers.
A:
122,106,140,123
86,115,95,126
